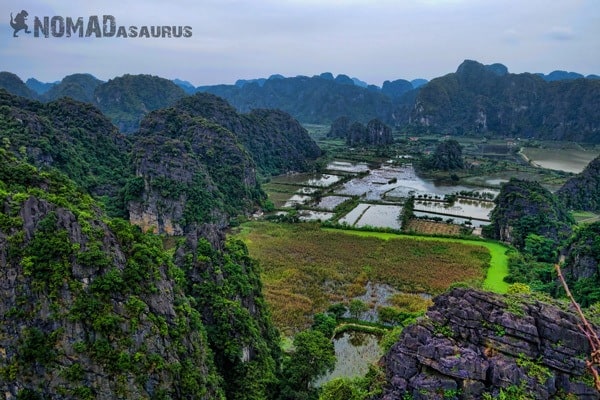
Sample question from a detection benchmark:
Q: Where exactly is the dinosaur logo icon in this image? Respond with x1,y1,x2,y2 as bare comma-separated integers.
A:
10,10,31,37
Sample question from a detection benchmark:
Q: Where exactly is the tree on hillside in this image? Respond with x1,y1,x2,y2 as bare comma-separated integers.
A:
278,330,336,399
428,139,464,170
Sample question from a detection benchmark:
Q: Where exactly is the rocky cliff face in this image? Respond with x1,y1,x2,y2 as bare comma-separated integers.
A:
172,93,322,176
380,288,599,399
488,178,573,248
128,107,263,234
0,153,223,399
557,156,600,213
408,60,600,142
561,222,600,307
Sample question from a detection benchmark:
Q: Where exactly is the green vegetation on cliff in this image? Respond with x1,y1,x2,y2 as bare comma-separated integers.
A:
408,60,600,142
200,74,394,124
558,155,600,212
0,150,224,398
42,73,103,104
172,93,322,176
131,108,264,231
95,74,187,133
487,178,573,248
0,89,132,217
561,222,600,307
0,143,285,399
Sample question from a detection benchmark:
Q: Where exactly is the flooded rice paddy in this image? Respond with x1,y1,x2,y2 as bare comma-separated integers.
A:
272,161,498,229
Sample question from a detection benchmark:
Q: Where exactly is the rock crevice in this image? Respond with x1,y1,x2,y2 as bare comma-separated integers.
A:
380,288,599,399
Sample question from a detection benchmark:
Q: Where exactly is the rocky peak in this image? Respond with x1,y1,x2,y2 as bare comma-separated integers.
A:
380,288,599,399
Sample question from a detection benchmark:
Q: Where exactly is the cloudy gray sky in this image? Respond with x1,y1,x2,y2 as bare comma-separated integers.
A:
1,0,599,86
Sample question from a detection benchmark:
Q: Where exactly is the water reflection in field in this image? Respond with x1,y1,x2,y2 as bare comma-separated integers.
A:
354,205,403,230
315,196,350,211
314,331,382,387
273,161,498,230
414,198,494,221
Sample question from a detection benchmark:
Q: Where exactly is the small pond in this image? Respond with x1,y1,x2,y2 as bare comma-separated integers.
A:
314,331,383,387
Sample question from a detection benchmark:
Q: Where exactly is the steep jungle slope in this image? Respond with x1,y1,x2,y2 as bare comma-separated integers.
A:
94,74,186,133
408,60,600,142
557,155,600,212
128,107,264,234
0,89,131,216
487,178,573,248
42,73,104,103
0,150,224,399
0,71,37,100
561,222,600,307
165,93,322,176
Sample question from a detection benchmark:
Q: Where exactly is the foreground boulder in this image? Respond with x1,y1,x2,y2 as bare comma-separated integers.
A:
379,288,599,399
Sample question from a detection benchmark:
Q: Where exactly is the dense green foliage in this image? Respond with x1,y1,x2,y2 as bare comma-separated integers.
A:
0,89,132,216
0,151,225,398
487,178,573,248
330,118,394,147
0,71,37,99
408,60,600,142
132,107,264,228
278,329,335,400
199,74,395,124
95,74,187,132
425,139,465,170
171,93,321,176
42,73,103,103
41,74,103,104
178,236,281,400
318,366,385,400
557,155,600,212
327,116,350,139
561,222,600,307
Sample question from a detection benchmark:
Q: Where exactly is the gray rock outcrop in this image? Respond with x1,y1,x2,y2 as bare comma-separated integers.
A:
380,288,599,399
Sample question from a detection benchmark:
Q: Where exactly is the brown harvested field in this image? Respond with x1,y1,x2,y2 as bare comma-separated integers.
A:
235,222,490,332
404,219,462,236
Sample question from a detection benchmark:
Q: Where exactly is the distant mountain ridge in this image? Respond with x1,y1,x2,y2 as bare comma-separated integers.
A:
408,60,600,143
197,74,397,124
1,61,599,141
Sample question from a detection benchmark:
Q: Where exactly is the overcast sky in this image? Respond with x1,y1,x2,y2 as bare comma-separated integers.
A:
1,0,599,86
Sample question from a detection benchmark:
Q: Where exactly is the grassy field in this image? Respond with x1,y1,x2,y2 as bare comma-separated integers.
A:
404,219,463,235
333,228,509,293
572,211,600,225
235,222,509,332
